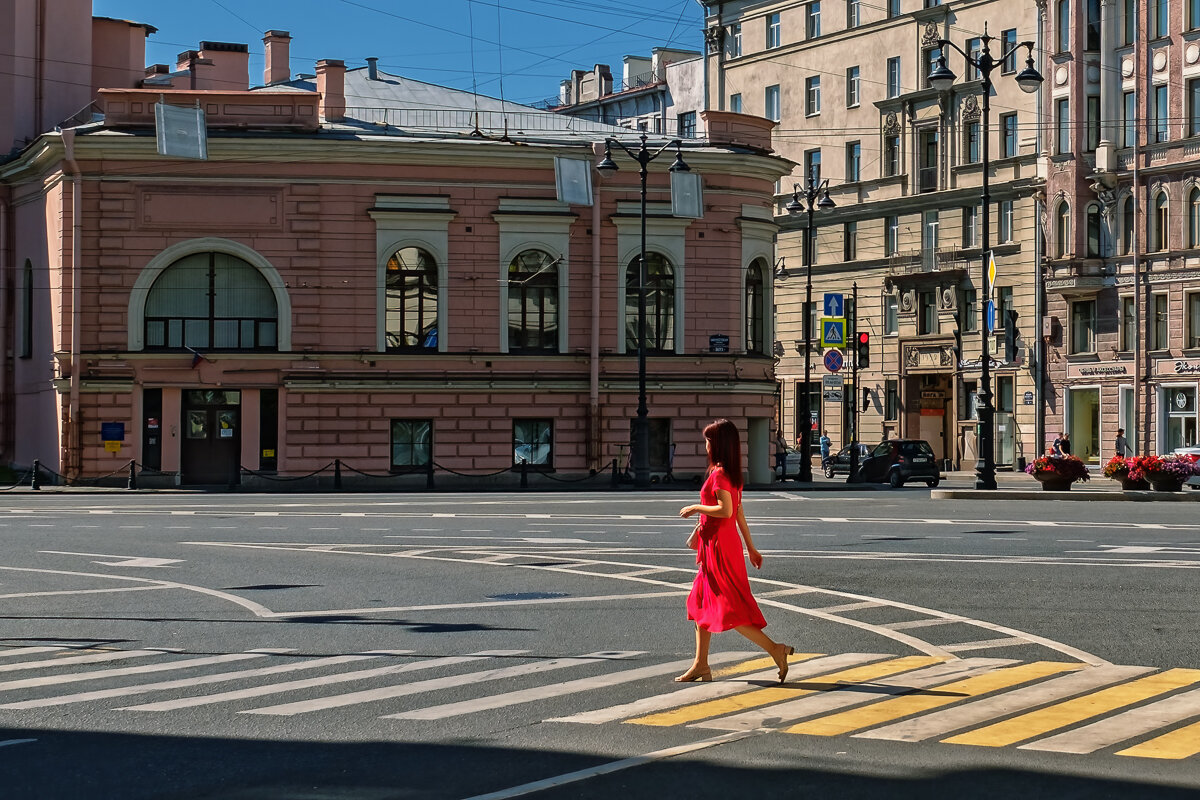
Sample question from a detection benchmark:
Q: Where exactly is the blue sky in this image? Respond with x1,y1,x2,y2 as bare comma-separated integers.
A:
92,0,705,105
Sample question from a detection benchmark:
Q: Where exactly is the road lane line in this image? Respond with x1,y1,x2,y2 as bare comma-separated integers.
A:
0,647,66,659
784,661,1080,738
808,601,885,614
0,649,162,674
1022,685,1200,754
0,586,170,600
944,668,1200,747
880,618,962,631
4,655,378,710
942,638,1032,653
628,655,935,727
243,652,631,717
386,651,758,721
0,652,268,693
856,665,1154,743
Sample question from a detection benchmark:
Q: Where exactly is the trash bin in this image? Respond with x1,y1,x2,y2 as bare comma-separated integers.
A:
1016,456,1027,472
943,458,953,473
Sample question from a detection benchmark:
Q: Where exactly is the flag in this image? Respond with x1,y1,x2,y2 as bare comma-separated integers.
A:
186,346,206,368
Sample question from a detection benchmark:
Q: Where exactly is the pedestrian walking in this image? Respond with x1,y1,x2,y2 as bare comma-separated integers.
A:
774,429,788,478
819,431,832,466
1052,431,1072,456
677,419,794,684
1115,428,1132,458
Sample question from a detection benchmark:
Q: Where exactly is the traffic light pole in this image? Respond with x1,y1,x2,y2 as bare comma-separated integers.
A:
847,282,862,483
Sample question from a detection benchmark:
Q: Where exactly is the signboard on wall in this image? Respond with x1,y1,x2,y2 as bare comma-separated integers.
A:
100,422,125,442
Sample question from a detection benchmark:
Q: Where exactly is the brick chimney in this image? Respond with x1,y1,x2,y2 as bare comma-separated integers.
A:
263,30,291,85
316,59,346,122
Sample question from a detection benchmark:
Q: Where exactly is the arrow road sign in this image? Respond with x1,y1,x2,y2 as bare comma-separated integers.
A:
820,318,846,347
986,300,996,333
823,293,844,317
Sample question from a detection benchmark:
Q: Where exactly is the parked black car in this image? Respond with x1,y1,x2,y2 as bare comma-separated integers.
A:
858,439,941,487
822,444,871,478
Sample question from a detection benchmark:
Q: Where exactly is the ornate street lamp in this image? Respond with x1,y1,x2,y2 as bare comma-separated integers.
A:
927,26,1041,490
597,133,690,489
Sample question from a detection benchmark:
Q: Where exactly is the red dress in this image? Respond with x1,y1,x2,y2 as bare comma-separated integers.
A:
686,467,768,632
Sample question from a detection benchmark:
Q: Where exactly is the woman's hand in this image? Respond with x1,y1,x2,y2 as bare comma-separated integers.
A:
679,505,700,518
747,546,763,569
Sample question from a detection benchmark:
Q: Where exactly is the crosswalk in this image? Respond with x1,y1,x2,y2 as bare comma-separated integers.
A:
2,644,1200,760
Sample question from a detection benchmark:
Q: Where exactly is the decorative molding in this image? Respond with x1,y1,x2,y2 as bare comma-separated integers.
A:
961,95,980,122
921,22,941,48
900,289,917,313
705,26,725,55
883,111,901,135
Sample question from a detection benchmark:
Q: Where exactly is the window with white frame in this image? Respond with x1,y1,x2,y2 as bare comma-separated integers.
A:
805,148,822,182
884,292,898,334
1191,187,1200,248
965,120,980,163
1124,91,1137,147
1056,0,1070,52
886,0,899,18
1002,28,1018,72
918,289,938,335
884,215,899,255
1191,79,1200,136
1152,191,1169,251
767,12,781,48
730,93,743,113
846,66,860,107
1122,195,1135,253
999,199,1014,242
807,2,821,38
1152,0,1169,37
847,0,861,27
731,22,742,56
1189,292,1200,348
887,56,901,98
1056,98,1071,154
1120,295,1137,351
844,221,858,261
922,209,939,253
1154,85,1169,143
966,38,981,80
884,133,900,176
1071,299,1097,354
1150,293,1169,350
765,84,781,121
962,205,978,248
846,141,861,182
806,76,821,116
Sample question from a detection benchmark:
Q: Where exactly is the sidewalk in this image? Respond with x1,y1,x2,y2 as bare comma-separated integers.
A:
760,470,1200,500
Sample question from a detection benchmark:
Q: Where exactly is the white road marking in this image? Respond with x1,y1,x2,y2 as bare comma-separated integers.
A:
3,655,377,710
39,551,184,568
0,652,271,694
1019,685,1200,754
809,601,885,614
244,652,640,717
696,659,1014,732
0,649,162,674
941,638,1032,653
385,652,756,721
0,647,66,659
879,618,962,631
855,665,1154,742
0,586,170,600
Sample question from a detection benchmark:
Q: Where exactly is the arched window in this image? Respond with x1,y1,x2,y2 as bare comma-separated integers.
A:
385,247,438,350
1122,195,1135,254
1189,187,1200,249
144,252,277,350
19,260,33,359
507,249,559,352
745,259,767,355
625,253,675,353
1152,191,1169,251
1086,203,1102,257
1055,201,1071,258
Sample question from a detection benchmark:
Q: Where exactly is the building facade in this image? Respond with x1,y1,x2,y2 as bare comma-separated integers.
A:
705,0,1046,469
0,7,792,487
1043,0,1200,463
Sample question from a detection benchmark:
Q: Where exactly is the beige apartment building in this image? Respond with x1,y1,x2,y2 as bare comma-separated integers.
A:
704,0,1046,470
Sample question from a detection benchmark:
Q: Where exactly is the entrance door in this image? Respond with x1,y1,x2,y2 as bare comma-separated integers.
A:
1068,387,1100,464
181,390,241,485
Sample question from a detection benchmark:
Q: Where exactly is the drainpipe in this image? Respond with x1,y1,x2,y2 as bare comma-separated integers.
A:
1033,4,1046,455
589,163,602,471
1132,1,1143,455
62,129,82,478
0,198,8,463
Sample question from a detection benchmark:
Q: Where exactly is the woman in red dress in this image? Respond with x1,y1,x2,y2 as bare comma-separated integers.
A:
676,419,794,683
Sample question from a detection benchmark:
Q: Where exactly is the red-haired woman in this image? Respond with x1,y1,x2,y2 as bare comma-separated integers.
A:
677,419,794,683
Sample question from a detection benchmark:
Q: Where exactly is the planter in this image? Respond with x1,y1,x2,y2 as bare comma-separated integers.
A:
1032,472,1073,491
1149,475,1183,492
1118,476,1151,491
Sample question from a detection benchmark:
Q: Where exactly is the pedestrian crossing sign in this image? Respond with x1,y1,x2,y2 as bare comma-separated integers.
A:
820,318,846,347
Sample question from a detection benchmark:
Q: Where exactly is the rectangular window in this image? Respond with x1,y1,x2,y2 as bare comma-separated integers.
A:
962,289,978,332
767,12,781,48
999,199,1014,242
731,23,742,56
1154,85,1169,142
847,0,861,28
1002,29,1018,73
966,38,981,80
962,205,978,247
1057,0,1071,52
887,56,901,98
1071,299,1097,354
919,129,938,192
677,111,696,138
922,209,940,253
884,134,900,176
805,148,822,182
844,221,857,261
885,379,899,420
1189,293,1200,348
1000,113,1017,157
887,0,900,18
846,66,860,107
1087,0,1101,49
259,388,278,472
1121,295,1137,351
997,286,1015,328
1056,98,1071,153
19,261,32,359
1192,0,1200,29
923,47,941,85
1124,91,1137,147
730,93,742,113
885,215,899,255
885,293,898,333
966,121,980,163
1124,0,1135,43
846,140,861,182
807,2,821,38
513,419,552,467
1086,96,1100,152
765,84,781,121
806,76,821,116
918,289,938,335
1190,79,1200,136
1153,0,1169,37
391,419,432,469
924,0,939,6
1150,293,1169,350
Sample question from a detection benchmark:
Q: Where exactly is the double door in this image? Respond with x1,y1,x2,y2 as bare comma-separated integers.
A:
181,390,240,485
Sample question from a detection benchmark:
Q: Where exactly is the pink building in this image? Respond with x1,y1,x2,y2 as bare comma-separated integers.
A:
0,5,791,487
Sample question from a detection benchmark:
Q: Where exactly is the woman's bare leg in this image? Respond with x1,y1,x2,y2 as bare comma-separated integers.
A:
735,625,793,682
675,624,712,681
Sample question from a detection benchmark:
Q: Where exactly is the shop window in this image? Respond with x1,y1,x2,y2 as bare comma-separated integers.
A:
1164,387,1198,450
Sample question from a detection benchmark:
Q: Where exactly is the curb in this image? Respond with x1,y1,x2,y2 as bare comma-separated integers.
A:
933,489,1200,501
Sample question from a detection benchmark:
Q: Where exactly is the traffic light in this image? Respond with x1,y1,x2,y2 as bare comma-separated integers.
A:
857,331,870,369
1004,309,1020,363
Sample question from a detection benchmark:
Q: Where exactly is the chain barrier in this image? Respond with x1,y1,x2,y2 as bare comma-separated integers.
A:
339,462,398,479
239,463,334,482
537,461,614,484
34,460,136,488
0,469,32,491
431,461,516,478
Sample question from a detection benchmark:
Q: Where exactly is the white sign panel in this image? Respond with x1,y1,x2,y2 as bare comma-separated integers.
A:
155,102,207,160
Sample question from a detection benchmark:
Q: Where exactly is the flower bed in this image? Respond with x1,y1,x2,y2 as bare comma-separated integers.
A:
1024,455,1090,487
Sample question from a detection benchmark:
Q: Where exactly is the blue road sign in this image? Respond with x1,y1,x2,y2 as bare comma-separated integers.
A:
823,349,844,372
986,300,996,332
823,293,844,318
820,318,846,347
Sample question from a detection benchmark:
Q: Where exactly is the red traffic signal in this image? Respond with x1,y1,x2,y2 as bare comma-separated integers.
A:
856,331,870,369
857,332,869,345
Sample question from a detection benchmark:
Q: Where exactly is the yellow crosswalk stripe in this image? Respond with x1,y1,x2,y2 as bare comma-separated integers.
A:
785,661,1082,737
1116,719,1200,760
627,655,941,727
712,652,822,680
944,668,1200,748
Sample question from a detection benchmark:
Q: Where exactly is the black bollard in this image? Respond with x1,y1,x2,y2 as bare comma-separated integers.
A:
334,459,343,491
30,460,40,491
520,459,528,489
426,461,434,491
610,458,618,488
127,460,138,491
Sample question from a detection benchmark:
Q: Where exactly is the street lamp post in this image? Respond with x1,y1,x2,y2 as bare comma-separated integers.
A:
596,133,690,489
786,178,836,483
927,26,1042,490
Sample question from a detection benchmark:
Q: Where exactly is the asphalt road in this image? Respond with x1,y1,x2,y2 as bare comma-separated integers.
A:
1,488,1199,799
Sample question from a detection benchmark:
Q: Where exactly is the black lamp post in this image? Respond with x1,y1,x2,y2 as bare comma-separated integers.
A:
927,26,1042,490
596,133,690,489
785,177,835,482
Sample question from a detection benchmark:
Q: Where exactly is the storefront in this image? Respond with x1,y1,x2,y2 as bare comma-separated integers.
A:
1156,359,1200,453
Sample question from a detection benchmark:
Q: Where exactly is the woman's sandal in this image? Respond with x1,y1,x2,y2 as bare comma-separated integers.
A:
674,669,713,683
775,644,796,684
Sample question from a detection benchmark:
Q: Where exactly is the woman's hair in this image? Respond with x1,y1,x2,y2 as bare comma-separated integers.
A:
703,418,743,488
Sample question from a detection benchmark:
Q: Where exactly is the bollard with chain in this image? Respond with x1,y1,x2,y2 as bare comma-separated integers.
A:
30,460,41,490
426,461,434,491
610,458,618,488
520,459,528,489
334,459,343,491
127,460,138,491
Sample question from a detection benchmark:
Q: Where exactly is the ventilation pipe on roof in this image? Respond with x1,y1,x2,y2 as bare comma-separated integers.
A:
263,30,292,85
316,59,346,122
366,57,379,81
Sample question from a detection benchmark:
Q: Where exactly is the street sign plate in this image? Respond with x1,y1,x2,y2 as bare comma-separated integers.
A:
823,293,844,317
985,300,996,332
822,374,843,390
820,318,846,347
823,349,844,372
987,250,997,294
